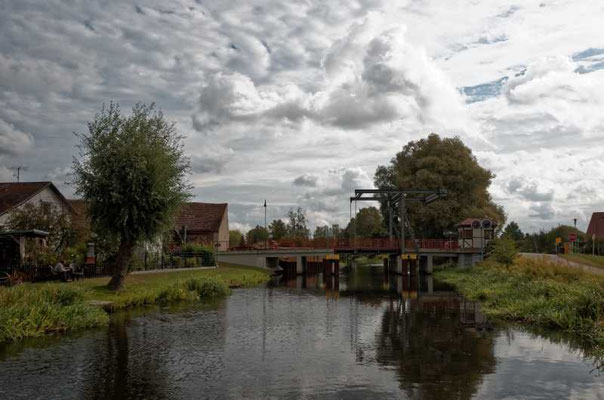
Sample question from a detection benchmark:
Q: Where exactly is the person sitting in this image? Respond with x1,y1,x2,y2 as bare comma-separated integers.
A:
54,260,72,282
69,261,84,281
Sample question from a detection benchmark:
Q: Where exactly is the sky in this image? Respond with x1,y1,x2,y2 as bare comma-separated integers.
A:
1,0,604,234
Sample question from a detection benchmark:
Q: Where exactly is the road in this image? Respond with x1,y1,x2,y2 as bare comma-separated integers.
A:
519,253,604,276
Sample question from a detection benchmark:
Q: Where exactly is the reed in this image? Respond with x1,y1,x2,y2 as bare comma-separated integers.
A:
435,257,604,358
0,284,108,342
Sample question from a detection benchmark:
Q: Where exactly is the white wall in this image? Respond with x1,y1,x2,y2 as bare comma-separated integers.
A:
0,186,69,227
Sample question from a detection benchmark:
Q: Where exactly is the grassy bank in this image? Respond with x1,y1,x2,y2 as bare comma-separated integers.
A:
435,258,604,357
561,254,604,270
0,265,270,343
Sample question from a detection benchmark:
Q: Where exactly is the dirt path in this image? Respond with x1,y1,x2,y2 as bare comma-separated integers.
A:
519,253,604,276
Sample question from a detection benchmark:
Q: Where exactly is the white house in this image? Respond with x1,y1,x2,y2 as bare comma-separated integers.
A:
0,182,73,230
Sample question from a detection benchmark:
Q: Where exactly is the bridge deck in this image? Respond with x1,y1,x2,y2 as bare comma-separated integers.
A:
223,238,480,256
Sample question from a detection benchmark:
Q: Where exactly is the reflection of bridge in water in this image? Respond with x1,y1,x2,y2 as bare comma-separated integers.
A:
273,269,487,327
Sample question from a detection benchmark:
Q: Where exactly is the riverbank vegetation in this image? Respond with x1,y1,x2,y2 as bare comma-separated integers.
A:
0,265,270,343
435,258,604,359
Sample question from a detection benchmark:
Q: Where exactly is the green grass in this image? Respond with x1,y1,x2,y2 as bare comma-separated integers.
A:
561,254,604,269
77,264,270,310
435,258,604,359
0,265,270,342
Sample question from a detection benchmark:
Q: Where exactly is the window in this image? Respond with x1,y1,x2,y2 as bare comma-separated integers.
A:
41,201,52,214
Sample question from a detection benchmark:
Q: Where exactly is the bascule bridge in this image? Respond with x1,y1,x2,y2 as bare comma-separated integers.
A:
216,188,490,274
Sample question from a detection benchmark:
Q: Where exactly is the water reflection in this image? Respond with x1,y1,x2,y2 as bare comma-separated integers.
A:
0,267,602,399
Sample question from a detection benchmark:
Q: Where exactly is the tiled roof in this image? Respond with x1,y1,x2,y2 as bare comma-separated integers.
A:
174,202,227,233
0,182,72,216
587,212,604,239
67,200,228,234
458,218,482,227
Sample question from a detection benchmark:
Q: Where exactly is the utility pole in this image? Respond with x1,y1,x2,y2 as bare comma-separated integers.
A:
263,200,267,249
399,195,406,254
388,200,393,240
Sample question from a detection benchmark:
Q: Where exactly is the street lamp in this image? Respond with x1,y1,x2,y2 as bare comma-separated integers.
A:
264,200,267,249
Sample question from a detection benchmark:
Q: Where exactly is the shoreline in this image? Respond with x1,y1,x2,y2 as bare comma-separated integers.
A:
434,258,604,360
0,265,271,343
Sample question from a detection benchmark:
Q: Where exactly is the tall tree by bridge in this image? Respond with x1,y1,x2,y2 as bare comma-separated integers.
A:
269,219,288,240
345,206,387,238
247,225,269,244
286,207,310,239
502,221,524,241
374,134,505,238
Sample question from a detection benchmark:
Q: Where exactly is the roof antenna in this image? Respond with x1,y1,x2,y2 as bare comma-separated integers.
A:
11,166,27,182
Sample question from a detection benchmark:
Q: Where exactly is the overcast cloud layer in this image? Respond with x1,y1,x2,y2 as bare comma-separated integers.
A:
1,0,603,233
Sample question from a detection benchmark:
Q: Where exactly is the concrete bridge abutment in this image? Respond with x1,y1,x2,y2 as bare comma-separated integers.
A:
296,256,307,275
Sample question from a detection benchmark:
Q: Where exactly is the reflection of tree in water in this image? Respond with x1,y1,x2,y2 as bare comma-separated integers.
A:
81,313,169,400
375,298,497,400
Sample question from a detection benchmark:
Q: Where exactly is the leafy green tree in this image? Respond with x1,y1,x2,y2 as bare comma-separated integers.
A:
286,207,309,238
502,221,524,241
374,134,505,238
73,102,190,290
269,219,288,240
331,224,342,238
491,236,518,266
7,203,76,260
247,225,269,244
229,230,243,246
313,225,330,239
344,206,387,237
7,203,75,252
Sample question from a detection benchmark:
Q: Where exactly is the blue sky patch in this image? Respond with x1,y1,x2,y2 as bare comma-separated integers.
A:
461,77,508,103
572,47,604,61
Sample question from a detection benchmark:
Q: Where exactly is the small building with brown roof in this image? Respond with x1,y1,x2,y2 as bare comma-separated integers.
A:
457,218,497,249
67,199,230,250
174,202,229,250
0,182,73,229
586,212,604,240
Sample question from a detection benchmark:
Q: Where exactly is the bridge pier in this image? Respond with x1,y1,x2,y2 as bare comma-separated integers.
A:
419,254,434,274
387,254,398,274
396,256,404,274
458,253,474,269
296,256,307,274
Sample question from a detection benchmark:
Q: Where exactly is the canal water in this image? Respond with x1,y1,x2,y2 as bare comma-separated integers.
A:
0,266,602,399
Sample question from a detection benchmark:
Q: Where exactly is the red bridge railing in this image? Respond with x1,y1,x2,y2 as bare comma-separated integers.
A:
229,238,458,252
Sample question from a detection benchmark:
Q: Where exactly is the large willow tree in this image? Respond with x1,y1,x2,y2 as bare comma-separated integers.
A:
73,103,190,290
374,134,505,238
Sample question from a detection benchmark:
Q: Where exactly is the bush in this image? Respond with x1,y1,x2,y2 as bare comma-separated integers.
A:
491,236,518,266
158,277,229,303
178,243,215,266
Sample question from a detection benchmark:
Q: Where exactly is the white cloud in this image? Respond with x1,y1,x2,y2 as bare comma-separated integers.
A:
0,119,34,155
2,0,604,233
